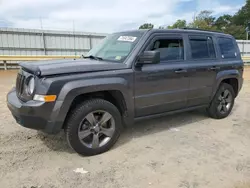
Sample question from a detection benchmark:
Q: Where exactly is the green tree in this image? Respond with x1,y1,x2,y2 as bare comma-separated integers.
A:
233,0,250,26
138,1,250,39
213,14,245,39
167,19,187,29
224,25,246,39
139,23,154,29
227,0,250,39
215,14,232,30
189,10,216,30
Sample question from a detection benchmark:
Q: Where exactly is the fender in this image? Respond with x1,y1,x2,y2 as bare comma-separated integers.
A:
211,69,240,99
49,77,134,131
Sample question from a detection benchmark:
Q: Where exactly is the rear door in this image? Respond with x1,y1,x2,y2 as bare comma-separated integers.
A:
134,34,189,117
186,34,219,107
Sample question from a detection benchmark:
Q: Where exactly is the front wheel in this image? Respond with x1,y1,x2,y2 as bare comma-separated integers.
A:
65,99,122,156
207,83,235,119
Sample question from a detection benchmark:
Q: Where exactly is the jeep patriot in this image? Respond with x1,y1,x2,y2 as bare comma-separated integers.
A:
7,29,244,155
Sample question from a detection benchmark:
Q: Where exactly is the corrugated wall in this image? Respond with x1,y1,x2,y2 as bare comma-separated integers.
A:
236,40,250,56
0,28,107,56
1,28,250,57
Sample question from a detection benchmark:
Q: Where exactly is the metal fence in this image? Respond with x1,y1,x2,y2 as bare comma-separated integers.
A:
1,28,250,70
1,28,250,56
0,28,107,56
236,40,250,56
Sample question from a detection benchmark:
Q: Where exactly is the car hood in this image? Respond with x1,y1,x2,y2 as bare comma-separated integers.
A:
19,59,127,76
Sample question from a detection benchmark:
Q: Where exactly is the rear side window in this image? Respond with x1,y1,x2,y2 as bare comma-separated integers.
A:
189,36,216,59
218,37,237,59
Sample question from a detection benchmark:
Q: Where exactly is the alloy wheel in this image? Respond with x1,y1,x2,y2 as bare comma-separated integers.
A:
217,89,233,114
78,110,115,149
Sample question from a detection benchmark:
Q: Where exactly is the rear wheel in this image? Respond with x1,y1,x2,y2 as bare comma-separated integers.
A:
65,99,122,156
207,83,235,119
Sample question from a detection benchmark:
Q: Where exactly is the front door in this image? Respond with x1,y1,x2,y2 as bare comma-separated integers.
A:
134,34,189,117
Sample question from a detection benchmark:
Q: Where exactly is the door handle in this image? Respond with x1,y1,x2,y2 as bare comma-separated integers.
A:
174,69,187,74
209,66,220,71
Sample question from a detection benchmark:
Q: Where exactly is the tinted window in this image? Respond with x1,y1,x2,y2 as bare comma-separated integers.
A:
150,39,184,61
189,36,216,59
218,37,237,59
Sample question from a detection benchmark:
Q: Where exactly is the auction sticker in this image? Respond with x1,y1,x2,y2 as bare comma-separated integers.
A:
115,56,122,60
117,36,137,42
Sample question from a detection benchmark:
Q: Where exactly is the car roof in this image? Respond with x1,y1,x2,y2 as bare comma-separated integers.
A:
117,28,232,38
150,28,232,37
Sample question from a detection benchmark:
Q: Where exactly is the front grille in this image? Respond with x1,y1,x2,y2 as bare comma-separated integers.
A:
16,73,25,98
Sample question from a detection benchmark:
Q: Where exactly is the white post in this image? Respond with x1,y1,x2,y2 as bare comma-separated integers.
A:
3,60,7,70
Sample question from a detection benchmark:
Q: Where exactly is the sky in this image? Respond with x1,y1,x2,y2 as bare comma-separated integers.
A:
0,0,246,33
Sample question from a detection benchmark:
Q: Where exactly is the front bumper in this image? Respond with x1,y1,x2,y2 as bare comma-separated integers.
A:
7,88,61,134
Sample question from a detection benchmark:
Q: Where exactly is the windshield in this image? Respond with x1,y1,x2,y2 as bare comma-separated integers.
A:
86,31,144,63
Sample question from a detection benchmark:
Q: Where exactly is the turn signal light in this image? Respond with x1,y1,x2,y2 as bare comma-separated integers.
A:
34,95,57,102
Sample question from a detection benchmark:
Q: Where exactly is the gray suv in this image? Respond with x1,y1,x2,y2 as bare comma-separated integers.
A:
7,28,244,156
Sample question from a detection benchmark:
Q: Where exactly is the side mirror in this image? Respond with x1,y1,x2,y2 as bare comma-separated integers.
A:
138,51,160,65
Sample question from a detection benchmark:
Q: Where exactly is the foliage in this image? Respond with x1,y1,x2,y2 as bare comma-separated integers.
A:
214,14,233,30
139,23,154,29
233,0,250,26
139,0,250,39
189,11,216,30
223,25,246,39
167,19,187,29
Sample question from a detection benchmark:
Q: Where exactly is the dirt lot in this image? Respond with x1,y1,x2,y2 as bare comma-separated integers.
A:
0,68,250,188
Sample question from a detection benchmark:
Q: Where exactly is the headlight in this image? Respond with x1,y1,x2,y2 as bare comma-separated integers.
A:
27,77,35,95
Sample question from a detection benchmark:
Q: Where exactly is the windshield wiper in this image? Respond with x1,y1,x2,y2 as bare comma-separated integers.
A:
83,55,103,61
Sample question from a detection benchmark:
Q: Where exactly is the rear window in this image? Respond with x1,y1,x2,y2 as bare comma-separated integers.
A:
189,36,216,59
218,37,237,59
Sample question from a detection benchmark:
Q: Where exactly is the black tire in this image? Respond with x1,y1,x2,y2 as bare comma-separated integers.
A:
65,99,122,156
207,83,235,119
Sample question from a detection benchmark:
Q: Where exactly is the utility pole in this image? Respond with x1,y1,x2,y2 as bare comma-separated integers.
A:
73,20,76,57
192,10,197,28
246,22,250,40
40,17,46,55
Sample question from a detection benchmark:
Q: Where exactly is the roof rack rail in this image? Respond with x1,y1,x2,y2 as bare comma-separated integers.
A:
181,27,224,34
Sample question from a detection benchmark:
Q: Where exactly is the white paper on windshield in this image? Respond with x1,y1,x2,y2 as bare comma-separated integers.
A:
117,36,137,42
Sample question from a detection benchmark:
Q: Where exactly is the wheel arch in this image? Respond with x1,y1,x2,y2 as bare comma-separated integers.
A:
50,77,134,131
212,70,240,99
64,90,128,127
221,78,238,96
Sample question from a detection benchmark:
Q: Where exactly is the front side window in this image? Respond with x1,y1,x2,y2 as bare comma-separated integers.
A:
86,31,145,63
189,36,216,59
218,37,237,59
150,39,184,62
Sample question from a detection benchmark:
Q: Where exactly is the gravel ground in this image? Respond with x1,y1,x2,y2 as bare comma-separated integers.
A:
0,69,250,188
